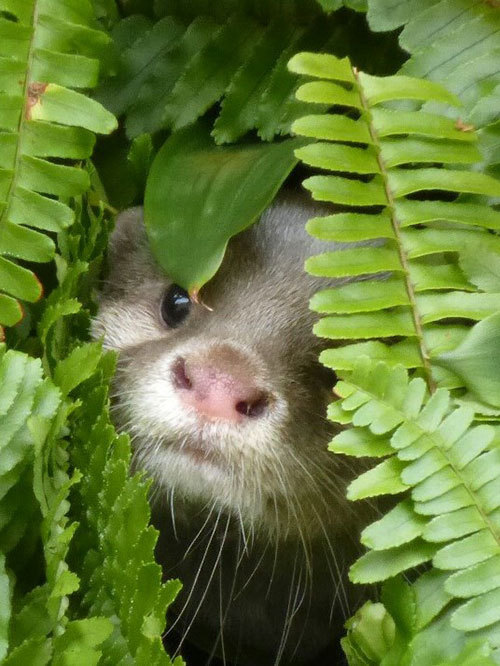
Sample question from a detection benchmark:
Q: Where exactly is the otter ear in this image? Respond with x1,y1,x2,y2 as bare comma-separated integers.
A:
108,206,147,265
104,206,159,294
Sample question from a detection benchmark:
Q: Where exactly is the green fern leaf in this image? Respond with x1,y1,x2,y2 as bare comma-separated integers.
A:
367,0,500,190
329,358,500,642
0,0,116,334
290,51,500,396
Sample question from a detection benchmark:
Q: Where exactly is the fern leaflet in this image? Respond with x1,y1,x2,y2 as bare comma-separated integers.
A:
289,51,500,398
0,0,116,335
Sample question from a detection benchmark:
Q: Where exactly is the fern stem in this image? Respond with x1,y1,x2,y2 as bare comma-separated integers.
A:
352,67,436,393
0,0,38,237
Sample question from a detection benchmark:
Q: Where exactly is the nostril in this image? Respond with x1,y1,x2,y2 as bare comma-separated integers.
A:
235,395,269,418
172,357,192,390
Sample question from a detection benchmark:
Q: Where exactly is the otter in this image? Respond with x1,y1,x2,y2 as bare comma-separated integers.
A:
93,191,366,665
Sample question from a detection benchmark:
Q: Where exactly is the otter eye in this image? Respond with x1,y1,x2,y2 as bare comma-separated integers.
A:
161,284,191,328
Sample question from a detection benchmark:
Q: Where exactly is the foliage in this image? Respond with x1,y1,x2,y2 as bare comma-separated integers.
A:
289,51,500,403
94,3,391,143
1,0,499,664
289,41,500,665
329,360,500,663
144,122,302,294
0,0,116,334
1,193,182,663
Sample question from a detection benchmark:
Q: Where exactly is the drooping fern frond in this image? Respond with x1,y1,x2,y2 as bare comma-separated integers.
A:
95,7,396,142
329,358,500,654
366,0,500,180
0,344,115,664
0,0,116,335
40,198,182,665
69,358,182,665
0,347,50,560
366,0,500,124
3,193,181,662
288,52,500,396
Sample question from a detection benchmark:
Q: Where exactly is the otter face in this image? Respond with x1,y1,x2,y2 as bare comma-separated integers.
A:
93,194,354,539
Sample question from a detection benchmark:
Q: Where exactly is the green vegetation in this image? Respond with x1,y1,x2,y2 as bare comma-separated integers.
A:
0,0,498,663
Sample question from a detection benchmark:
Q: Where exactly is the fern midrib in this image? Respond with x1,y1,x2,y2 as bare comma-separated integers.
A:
351,66,436,393
349,381,500,551
0,0,38,242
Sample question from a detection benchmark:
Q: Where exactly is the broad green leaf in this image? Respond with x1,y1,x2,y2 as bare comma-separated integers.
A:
436,313,500,407
144,121,301,294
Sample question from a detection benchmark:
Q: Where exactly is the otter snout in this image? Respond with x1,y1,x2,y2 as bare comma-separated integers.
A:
171,346,270,423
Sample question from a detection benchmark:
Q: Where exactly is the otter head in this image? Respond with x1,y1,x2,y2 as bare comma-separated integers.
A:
93,192,355,540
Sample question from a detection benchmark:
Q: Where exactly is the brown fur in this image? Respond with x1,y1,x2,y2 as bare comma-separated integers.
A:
94,192,367,665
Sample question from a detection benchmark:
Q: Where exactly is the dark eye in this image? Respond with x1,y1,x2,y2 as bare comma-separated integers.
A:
160,284,191,328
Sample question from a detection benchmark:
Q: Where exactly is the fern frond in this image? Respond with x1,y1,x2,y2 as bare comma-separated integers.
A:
366,0,500,179
96,8,392,142
0,348,47,557
329,358,500,642
69,358,182,665
39,199,181,664
0,344,115,664
0,0,116,334
288,52,500,394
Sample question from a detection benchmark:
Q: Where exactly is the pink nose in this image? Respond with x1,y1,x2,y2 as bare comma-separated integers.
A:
172,356,269,422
